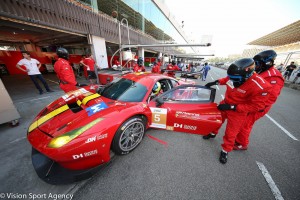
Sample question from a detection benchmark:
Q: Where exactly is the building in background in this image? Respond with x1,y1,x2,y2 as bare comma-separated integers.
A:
244,20,300,67
0,0,199,75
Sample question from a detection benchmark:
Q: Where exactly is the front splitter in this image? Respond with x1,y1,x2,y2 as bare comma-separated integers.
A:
31,148,105,185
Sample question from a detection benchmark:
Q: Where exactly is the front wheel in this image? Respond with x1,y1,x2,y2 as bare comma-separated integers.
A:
112,117,145,155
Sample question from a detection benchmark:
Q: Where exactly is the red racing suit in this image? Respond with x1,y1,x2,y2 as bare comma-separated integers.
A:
83,57,95,71
151,64,161,73
133,65,146,72
213,73,272,152
235,67,284,146
166,64,180,77
54,58,78,93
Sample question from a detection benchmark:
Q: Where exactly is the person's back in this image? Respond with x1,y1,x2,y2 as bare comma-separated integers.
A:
219,73,271,113
54,48,78,92
151,62,160,73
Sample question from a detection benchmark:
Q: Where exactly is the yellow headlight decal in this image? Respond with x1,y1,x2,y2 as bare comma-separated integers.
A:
48,118,104,148
28,105,69,133
82,93,101,105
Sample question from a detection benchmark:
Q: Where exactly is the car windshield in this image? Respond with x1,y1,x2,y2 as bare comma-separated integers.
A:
101,78,148,102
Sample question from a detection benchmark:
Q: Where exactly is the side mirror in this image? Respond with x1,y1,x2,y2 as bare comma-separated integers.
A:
156,98,164,107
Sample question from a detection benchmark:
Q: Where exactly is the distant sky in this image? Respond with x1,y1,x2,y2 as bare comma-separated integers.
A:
164,0,300,57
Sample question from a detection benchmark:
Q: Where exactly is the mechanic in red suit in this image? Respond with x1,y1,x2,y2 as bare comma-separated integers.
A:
166,60,180,77
204,58,272,164
80,53,99,84
151,62,161,73
133,57,146,72
54,48,86,93
233,50,284,150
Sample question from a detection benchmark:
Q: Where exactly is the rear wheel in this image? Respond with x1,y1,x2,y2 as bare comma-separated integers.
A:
112,117,145,155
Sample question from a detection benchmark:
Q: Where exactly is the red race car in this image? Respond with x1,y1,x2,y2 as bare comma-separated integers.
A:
27,72,222,184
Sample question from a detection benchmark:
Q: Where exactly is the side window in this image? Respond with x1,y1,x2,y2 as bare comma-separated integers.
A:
159,79,171,92
170,79,179,88
161,86,212,103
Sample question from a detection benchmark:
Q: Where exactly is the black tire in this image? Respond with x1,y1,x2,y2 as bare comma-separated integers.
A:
112,117,145,155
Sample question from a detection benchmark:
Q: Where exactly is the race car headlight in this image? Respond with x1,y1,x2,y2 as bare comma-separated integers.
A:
48,118,104,148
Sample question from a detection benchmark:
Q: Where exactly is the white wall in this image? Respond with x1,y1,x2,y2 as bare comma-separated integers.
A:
91,35,108,69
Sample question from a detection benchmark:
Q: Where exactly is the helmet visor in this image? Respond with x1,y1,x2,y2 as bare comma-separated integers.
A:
228,74,243,82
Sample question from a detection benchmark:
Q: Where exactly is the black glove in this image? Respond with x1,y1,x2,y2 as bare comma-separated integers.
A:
205,80,218,88
76,83,88,87
217,104,236,111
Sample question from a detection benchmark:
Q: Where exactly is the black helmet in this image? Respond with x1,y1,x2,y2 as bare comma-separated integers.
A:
171,60,176,65
137,57,143,66
56,47,69,60
253,50,277,73
227,58,255,87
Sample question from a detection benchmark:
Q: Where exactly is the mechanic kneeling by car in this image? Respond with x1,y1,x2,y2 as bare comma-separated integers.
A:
203,58,272,164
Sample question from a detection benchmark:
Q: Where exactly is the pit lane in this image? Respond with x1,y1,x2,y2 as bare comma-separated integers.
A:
0,68,299,200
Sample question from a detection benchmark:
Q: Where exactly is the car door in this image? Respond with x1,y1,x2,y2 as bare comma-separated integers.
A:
148,85,222,135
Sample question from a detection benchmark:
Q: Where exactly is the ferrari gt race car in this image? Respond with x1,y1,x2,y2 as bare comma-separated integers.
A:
27,72,222,184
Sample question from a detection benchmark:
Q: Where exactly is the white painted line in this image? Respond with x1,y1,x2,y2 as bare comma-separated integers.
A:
15,96,51,104
221,95,224,100
30,96,51,101
209,74,215,81
46,78,59,84
256,161,284,200
265,114,298,141
9,136,26,144
216,85,220,90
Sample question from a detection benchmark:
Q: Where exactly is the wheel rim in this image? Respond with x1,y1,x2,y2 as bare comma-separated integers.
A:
119,121,144,151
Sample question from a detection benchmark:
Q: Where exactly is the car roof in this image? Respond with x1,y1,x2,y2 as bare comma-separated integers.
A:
122,72,175,85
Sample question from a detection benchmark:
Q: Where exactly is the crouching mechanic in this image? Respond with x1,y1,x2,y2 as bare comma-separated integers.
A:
54,48,87,93
204,58,271,164
234,50,284,150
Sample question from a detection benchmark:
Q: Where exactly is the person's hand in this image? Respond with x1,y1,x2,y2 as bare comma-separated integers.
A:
217,104,236,111
205,80,218,88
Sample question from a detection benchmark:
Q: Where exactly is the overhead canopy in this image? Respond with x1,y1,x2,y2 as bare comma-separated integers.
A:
248,20,300,46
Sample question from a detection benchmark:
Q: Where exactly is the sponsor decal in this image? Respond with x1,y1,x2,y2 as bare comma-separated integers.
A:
237,88,246,93
62,88,90,100
226,80,234,89
271,80,277,84
149,107,167,128
175,111,201,120
174,123,197,130
85,133,108,143
86,102,108,116
142,103,147,108
72,149,98,159
261,92,268,96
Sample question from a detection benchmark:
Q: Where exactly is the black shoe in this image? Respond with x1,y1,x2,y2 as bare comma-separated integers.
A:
47,90,54,93
219,150,228,164
39,91,44,95
203,133,216,140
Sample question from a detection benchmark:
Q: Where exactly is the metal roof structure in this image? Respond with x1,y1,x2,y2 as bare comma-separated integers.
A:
248,20,300,46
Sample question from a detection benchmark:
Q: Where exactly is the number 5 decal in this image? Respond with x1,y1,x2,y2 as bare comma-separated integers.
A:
150,107,167,128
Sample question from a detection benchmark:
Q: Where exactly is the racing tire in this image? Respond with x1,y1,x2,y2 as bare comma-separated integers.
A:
112,117,145,155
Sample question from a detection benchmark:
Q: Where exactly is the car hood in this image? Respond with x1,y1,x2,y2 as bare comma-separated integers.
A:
28,89,132,137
